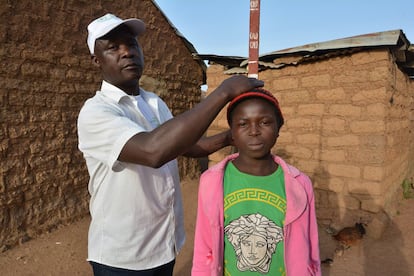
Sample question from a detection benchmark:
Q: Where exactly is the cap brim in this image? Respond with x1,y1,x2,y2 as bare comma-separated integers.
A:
122,18,146,36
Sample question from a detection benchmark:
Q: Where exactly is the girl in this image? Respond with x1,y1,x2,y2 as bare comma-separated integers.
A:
192,88,321,276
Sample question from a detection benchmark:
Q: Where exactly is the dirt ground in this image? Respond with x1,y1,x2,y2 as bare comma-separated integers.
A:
1,179,413,276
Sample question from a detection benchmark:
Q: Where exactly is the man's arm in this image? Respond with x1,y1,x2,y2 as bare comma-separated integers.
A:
118,75,262,167
182,130,231,158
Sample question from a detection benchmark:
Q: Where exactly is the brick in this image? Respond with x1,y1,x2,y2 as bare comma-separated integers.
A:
295,133,320,145
319,150,346,162
360,135,386,148
294,159,320,174
365,103,387,117
363,166,385,181
315,189,331,208
326,135,360,147
314,175,344,193
369,66,390,82
348,149,385,165
49,67,68,80
271,77,299,90
281,90,310,103
361,197,384,213
284,145,313,159
297,104,325,116
352,87,387,103
66,69,86,81
350,120,385,133
301,74,330,87
387,120,409,132
351,50,389,65
327,164,360,178
8,93,35,106
21,49,55,63
276,131,293,144
21,62,50,77
347,179,383,195
316,87,346,101
60,56,80,66
335,194,360,210
7,126,29,139
333,69,370,84
327,177,346,193
328,104,361,117
279,106,294,117
322,117,346,132
287,118,316,129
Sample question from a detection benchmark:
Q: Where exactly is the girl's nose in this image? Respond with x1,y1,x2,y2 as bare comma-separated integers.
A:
249,124,260,135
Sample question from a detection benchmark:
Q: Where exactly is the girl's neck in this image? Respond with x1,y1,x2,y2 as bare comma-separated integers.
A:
232,155,278,176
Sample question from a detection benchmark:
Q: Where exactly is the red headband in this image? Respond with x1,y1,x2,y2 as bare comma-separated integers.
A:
226,88,284,126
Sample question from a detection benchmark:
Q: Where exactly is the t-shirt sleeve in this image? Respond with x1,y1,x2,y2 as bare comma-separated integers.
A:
77,102,144,171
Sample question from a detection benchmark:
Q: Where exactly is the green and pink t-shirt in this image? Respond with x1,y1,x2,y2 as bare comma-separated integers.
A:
223,161,287,276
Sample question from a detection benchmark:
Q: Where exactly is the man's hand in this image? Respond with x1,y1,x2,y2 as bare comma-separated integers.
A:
216,75,264,101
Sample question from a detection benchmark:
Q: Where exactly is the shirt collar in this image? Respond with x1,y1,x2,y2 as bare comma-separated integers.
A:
100,80,141,103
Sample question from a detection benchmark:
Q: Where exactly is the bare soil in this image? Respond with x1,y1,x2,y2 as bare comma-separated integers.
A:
1,179,413,276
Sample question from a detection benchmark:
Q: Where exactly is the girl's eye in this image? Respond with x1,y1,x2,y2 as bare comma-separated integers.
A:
260,118,274,126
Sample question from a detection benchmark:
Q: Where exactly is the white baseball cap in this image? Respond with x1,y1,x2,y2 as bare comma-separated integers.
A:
87,13,145,54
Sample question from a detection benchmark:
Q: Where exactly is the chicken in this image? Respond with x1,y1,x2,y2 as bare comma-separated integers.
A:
333,222,366,249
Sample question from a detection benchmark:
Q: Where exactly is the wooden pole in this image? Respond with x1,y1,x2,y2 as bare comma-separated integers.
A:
248,0,260,79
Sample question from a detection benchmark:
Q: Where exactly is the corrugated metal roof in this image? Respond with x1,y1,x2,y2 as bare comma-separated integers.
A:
197,29,414,78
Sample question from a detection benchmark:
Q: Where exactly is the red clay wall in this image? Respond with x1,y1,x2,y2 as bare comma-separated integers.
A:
0,0,204,250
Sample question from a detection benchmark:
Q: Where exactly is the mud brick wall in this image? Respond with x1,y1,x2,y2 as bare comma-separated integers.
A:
0,0,204,250
206,49,414,235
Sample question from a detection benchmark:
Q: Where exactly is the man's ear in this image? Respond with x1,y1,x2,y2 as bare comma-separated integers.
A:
91,55,100,68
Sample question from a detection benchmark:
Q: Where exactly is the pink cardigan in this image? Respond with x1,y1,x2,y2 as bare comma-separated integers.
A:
191,154,321,276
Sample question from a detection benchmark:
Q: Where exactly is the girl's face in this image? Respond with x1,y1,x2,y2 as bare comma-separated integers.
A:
230,98,279,160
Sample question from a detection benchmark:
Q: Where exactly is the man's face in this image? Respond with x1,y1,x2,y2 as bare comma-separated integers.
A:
93,25,144,93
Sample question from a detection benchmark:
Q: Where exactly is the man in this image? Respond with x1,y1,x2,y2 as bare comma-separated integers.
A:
77,13,263,275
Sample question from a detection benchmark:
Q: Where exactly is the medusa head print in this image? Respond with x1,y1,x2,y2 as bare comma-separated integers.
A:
224,213,284,273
